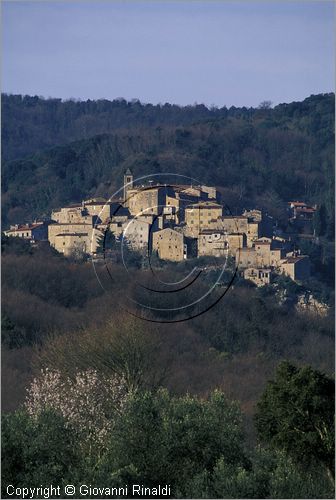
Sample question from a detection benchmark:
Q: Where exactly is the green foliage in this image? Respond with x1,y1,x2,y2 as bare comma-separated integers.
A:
255,361,335,480
100,389,245,495
2,384,334,498
1,410,79,496
205,448,334,499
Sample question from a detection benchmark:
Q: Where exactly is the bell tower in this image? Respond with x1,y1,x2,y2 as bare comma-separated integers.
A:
123,168,133,203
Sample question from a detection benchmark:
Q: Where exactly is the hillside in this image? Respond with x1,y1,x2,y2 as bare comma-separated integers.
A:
2,93,334,162
2,94,335,497
2,93,334,231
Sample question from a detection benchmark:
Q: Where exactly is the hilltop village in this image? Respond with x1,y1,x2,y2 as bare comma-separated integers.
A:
5,169,314,287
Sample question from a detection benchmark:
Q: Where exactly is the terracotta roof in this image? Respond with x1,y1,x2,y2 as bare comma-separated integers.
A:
283,256,308,264
199,229,226,235
219,215,248,220
50,223,92,226
289,201,307,206
83,201,109,206
7,223,44,232
55,233,89,237
296,207,316,213
186,201,222,209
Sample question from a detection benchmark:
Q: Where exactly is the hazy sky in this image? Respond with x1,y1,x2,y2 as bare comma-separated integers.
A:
2,1,334,107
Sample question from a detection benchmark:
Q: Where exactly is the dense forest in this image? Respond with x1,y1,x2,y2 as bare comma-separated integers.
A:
2,93,334,232
1,93,335,498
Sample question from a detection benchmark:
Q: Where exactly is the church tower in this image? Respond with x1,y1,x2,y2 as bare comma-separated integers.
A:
123,168,133,203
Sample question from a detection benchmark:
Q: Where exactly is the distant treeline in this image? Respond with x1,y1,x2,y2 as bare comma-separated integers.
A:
2,93,334,231
3,92,333,162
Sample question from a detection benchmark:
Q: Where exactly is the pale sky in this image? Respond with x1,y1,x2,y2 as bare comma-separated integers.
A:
2,1,334,107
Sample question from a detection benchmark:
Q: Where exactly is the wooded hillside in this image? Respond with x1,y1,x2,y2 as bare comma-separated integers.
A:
2,93,334,230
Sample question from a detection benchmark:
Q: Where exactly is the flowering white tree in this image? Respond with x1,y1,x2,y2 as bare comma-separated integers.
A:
25,368,128,451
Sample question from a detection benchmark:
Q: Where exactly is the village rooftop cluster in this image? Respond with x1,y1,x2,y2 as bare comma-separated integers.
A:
5,170,314,286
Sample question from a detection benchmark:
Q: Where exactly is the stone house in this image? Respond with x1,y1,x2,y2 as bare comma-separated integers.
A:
48,222,94,248
82,199,113,223
126,186,166,217
198,230,245,258
236,237,287,269
121,218,151,251
52,199,114,225
51,206,94,224
53,228,103,256
278,255,311,281
243,267,272,286
212,214,271,248
4,222,48,241
211,215,248,235
152,228,186,262
184,201,223,238
288,201,317,220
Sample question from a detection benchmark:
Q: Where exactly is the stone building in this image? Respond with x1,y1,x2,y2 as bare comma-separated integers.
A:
201,185,217,200
163,194,180,224
121,218,151,251
152,228,186,262
81,199,113,223
48,222,94,248
253,238,285,267
278,255,310,281
123,168,134,202
52,199,114,225
52,228,103,256
288,201,317,220
198,230,245,258
235,247,258,268
4,222,48,241
212,213,272,248
243,267,272,286
126,186,166,217
184,201,223,237
212,215,249,235
51,206,94,224
235,237,287,269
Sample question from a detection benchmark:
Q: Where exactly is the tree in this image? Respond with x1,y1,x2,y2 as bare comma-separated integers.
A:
258,100,273,109
1,409,78,494
104,389,246,495
313,205,327,237
37,318,168,392
25,368,128,454
96,230,116,254
255,361,335,483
